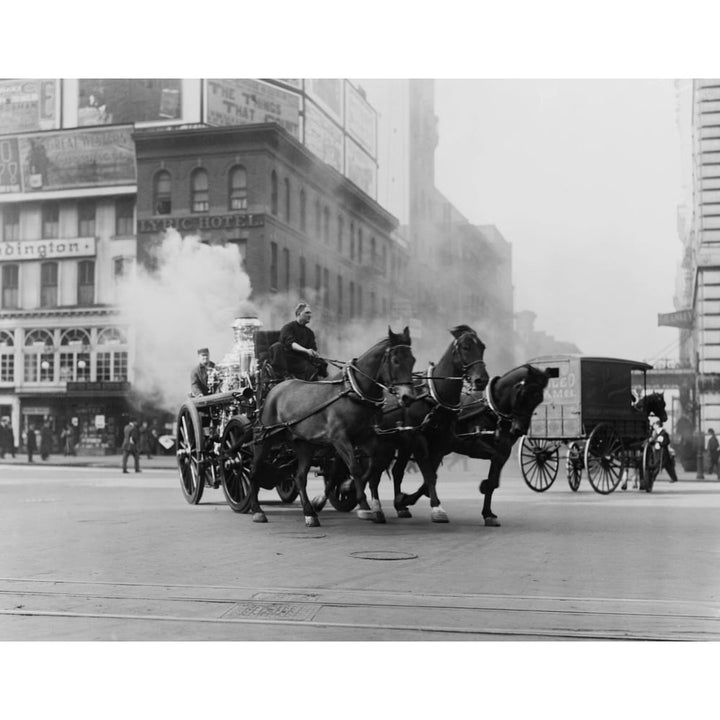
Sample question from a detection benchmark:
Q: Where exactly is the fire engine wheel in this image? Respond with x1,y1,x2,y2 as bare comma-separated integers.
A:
519,436,560,492
641,439,661,493
220,418,253,513
584,423,624,494
276,473,299,504
176,403,204,505
566,441,583,492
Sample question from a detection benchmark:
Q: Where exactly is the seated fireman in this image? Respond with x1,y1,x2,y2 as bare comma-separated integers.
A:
278,302,328,381
190,347,216,397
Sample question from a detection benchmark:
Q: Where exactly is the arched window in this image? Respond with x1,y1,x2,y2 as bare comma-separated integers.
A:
270,171,278,215
1,264,19,309
382,244,387,275
77,260,95,305
0,330,15,383
357,228,363,264
314,199,321,236
299,188,306,232
24,329,54,383
370,236,376,267
284,178,291,222
59,328,91,382
97,327,128,382
191,168,209,213
337,215,344,253
154,170,172,215
40,261,58,308
350,222,355,260
228,166,248,210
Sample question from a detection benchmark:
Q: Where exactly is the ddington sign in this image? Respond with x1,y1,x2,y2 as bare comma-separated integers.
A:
0,237,96,261
137,213,265,234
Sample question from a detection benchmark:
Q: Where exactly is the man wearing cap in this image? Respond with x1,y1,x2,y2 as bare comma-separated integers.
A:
278,303,328,381
190,348,216,397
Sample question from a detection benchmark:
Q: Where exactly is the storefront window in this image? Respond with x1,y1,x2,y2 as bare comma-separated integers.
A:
59,328,91,381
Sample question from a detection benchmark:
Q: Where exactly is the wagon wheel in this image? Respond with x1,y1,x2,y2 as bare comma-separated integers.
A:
220,417,253,513
566,441,583,492
176,402,204,505
519,436,560,492
276,471,299,504
584,423,624,494
324,455,357,512
641,439,661,493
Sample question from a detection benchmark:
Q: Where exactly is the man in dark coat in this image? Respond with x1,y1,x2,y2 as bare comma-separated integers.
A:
0,418,16,458
121,418,140,474
40,421,53,460
708,428,719,477
278,303,327,380
26,424,37,463
190,348,216,397
653,422,678,483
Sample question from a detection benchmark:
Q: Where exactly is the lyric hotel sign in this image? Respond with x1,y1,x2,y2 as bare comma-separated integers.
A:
0,237,96,261
137,213,265,234
0,126,135,194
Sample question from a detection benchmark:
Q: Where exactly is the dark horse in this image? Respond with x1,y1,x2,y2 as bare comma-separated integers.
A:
247,326,416,527
394,363,556,526
621,391,668,490
312,325,489,523
633,391,668,424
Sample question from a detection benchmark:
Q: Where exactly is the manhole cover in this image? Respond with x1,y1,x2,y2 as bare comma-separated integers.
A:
223,602,317,621
350,550,418,561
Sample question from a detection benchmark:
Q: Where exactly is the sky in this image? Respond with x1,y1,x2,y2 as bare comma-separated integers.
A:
432,79,685,363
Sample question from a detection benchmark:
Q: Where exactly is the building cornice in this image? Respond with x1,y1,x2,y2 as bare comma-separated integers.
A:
0,306,121,320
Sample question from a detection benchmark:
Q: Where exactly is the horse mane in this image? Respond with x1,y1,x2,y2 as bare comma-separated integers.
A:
449,324,477,338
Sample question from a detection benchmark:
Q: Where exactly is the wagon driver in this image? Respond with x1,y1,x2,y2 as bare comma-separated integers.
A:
279,302,328,381
190,347,216,397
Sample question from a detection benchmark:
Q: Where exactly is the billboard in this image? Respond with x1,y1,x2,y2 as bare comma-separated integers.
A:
0,79,59,135
77,79,182,126
303,101,343,174
206,79,301,138
305,79,343,125
345,137,377,199
345,82,377,157
0,126,136,193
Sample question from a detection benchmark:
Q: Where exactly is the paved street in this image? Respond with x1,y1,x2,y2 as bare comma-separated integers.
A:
1,452,719,641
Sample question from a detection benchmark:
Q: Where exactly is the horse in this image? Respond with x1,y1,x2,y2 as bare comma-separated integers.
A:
246,326,417,527
621,391,668,490
394,363,555,526
312,324,489,523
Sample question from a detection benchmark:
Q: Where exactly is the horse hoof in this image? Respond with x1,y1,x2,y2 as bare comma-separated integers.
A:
431,506,449,523
252,512,268,523
396,508,412,519
479,480,488,495
357,509,374,520
311,495,327,512
304,515,320,528
372,511,386,524
483,516,501,527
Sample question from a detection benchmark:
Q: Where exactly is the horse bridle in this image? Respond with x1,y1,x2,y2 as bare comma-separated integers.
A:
346,344,414,405
453,331,487,380
427,332,486,411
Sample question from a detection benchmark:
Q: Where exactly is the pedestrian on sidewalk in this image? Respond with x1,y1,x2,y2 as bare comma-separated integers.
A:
652,421,679,483
121,418,141,474
138,421,152,460
26,424,37,463
0,417,16,458
707,428,719,477
40,421,53,461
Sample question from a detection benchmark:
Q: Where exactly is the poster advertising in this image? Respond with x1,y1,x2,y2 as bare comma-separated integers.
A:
305,79,343,125
0,137,22,193
303,101,343,174
206,79,301,138
345,82,377,158
345,138,377,199
0,79,58,135
16,126,136,192
77,79,182,126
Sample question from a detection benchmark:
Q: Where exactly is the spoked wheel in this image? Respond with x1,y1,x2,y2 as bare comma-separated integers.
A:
176,403,204,505
220,417,253,513
641,439,661,493
276,472,299,504
519,436,560,492
324,456,357,512
584,423,624,494
566,441,583,492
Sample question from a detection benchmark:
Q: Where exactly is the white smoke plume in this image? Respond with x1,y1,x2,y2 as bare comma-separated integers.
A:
118,230,253,411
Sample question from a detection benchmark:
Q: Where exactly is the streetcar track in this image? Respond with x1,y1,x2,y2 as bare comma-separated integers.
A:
0,577,717,640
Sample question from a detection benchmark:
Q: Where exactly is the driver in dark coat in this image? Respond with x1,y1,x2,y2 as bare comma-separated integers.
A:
190,347,216,396
278,303,327,381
